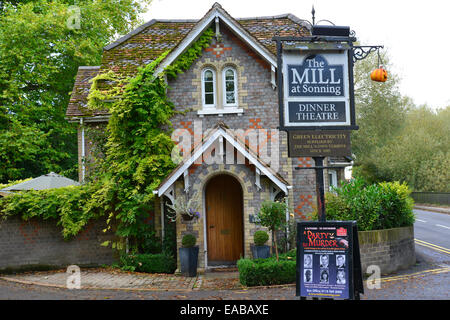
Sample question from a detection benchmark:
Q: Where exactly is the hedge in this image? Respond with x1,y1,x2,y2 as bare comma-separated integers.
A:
237,250,296,286
314,179,415,231
120,253,176,274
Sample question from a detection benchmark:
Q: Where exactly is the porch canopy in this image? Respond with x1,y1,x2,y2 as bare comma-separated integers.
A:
154,122,290,198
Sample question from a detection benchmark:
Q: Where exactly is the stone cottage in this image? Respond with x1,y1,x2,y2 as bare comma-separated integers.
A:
66,3,350,271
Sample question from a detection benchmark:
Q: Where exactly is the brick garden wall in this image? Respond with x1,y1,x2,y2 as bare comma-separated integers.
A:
0,216,116,271
359,226,416,275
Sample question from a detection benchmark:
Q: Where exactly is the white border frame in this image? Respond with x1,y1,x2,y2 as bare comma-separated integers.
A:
328,169,338,191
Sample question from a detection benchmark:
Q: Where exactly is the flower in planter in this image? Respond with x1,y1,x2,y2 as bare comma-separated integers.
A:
188,208,201,219
166,197,200,222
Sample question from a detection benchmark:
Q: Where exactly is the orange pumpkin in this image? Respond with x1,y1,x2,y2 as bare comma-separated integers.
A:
370,67,388,82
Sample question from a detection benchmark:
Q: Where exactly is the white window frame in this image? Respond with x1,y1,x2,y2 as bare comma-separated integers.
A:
202,68,216,108
328,170,338,192
222,67,238,107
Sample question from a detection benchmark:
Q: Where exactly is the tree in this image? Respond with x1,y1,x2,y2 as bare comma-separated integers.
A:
0,0,150,182
352,48,450,192
376,106,450,192
352,49,412,183
256,200,287,261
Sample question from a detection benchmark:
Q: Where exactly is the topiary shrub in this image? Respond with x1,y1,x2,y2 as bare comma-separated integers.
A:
253,230,269,246
181,234,196,248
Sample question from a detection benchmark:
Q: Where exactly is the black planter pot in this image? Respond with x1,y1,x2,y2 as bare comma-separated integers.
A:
251,245,271,259
179,246,199,277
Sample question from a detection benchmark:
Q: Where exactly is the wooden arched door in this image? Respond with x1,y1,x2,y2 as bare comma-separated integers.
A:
205,174,243,265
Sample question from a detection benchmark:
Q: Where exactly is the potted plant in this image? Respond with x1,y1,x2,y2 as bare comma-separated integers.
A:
251,230,271,259
166,197,200,222
179,234,199,277
256,199,287,261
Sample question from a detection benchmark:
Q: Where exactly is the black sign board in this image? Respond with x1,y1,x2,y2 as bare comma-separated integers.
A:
287,55,344,98
288,130,351,157
296,221,363,300
281,51,355,130
287,101,347,123
274,38,359,132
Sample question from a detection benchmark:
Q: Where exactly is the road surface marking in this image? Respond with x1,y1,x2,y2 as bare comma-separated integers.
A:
416,219,427,223
415,239,450,255
436,224,450,230
378,267,450,283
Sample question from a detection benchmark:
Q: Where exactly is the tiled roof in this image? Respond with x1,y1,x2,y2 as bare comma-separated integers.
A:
66,11,310,118
66,66,109,117
237,15,310,54
100,20,197,76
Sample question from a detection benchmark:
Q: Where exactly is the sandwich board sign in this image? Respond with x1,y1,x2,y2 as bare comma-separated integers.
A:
296,221,363,300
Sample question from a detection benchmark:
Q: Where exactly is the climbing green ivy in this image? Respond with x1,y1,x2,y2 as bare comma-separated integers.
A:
0,27,215,248
164,27,215,79
87,28,215,250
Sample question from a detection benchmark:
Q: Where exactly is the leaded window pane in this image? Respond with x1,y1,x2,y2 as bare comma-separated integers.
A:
226,92,235,104
204,81,214,93
205,93,214,105
226,81,234,92
204,70,213,81
225,69,234,80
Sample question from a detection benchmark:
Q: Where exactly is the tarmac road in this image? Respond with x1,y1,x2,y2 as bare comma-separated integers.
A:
413,209,450,267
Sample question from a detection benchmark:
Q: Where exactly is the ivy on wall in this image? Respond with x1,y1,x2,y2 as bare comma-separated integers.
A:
0,28,216,250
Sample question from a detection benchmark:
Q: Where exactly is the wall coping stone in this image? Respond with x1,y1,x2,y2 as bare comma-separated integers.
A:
358,225,414,245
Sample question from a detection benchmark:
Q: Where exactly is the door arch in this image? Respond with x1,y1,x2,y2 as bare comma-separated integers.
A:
205,174,244,265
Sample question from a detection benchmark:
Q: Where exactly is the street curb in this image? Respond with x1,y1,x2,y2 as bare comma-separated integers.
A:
414,205,450,215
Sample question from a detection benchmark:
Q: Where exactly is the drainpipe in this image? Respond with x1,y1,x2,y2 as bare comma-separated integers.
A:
160,198,165,241
80,118,86,183
286,186,293,250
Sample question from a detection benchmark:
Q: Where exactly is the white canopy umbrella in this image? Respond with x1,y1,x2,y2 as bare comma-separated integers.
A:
0,172,80,192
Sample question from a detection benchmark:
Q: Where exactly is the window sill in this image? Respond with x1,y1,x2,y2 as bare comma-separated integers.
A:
197,108,243,117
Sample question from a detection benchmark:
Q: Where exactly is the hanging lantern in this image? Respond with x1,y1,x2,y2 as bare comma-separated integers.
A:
370,66,388,82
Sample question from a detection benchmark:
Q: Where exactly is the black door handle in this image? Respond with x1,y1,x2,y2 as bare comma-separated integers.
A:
209,225,215,228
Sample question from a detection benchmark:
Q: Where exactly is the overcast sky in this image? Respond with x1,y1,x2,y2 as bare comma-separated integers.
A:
144,0,449,110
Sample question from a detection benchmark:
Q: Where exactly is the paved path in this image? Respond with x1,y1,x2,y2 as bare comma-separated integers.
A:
0,268,243,292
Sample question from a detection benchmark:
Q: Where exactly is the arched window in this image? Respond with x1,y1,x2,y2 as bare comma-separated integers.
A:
223,67,237,107
202,68,216,107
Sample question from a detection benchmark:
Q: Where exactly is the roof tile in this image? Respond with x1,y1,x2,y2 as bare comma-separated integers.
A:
66,13,309,118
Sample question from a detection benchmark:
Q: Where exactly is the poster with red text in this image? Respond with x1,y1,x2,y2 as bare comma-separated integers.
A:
297,221,354,299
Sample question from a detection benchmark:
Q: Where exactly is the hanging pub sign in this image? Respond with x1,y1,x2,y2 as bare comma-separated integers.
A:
283,49,352,128
296,221,363,300
274,39,359,132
